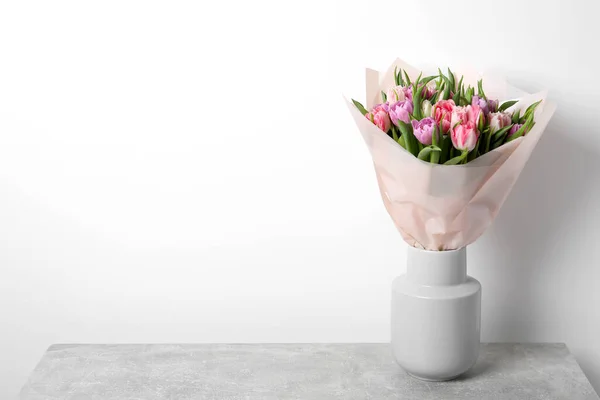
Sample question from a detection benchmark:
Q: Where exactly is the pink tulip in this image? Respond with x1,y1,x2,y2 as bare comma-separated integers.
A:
411,117,437,145
488,112,512,133
451,121,479,152
389,100,413,126
403,86,413,101
365,103,391,132
433,99,455,134
450,104,482,129
450,121,479,151
387,85,406,103
373,110,391,132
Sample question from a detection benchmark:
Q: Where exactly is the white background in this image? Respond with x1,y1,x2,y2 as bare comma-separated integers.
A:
1,0,599,397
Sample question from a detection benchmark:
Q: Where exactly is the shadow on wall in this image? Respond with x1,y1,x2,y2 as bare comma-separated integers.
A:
470,115,600,391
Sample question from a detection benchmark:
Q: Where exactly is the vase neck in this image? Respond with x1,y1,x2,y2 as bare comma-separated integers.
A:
406,246,467,286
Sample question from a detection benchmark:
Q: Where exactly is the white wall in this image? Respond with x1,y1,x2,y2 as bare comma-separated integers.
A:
1,0,599,397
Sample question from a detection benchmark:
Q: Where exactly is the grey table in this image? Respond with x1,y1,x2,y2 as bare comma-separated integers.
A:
19,343,598,400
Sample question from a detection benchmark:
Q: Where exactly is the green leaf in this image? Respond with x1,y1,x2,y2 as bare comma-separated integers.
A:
398,134,406,148
398,67,405,86
507,113,534,142
476,128,487,156
491,136,506,150
394,66,400,86
403,70,411,86
506,125,526,141
524,99,543,116
435,78,443,91
439,73,452,101
477,79,487,100
415,71,422,86
528,121,536,133
444,150,469,165
447,68,455,92
493,124,514,143
352,99,369,116
397,120,418,156
498,100,518,112
450,147,457,159
412,73,423,120
430,91,440,103
417,145,442,161
465,86,474,104
381,90,387,103
491,137,504,150
439,135,451,164
431,130,441,164
478,110,486,131
512,108,521,124
468,138,480,162
521,99,543,123
392,126,399,141
436,72,444,90
397,120,411,133
485,129,493,153
442,86,451,100
452,88,460,104
412,99,422,120
420,75,438,86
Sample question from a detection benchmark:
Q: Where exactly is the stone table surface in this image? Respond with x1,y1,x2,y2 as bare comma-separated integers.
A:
19,343,598,400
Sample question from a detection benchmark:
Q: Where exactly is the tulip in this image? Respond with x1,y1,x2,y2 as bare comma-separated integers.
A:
488,112,512,133
365,103,391,133
508,123,523,137
424,83,436,99
451,121,479,152
487,99,498,113
421,99,433,118
387,86,406,103
373,103,389,113
450,104,482,129
471,95,489,115
411,117,437,145
403,86,413,101
433,99,455,134
412,83,435,100
389,100,413,126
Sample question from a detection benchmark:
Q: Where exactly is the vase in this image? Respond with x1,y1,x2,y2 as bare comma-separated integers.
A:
391,246,481,381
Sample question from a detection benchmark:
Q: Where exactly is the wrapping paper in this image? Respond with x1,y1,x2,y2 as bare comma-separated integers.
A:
346,58,556,250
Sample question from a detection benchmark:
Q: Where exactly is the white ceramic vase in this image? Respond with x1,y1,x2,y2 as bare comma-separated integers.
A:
391,246,481,381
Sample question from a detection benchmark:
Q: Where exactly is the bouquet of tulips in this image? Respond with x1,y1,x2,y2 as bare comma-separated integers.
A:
345,58,556,250
352,67,541,165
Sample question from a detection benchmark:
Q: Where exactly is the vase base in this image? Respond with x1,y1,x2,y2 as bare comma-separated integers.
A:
406,371,463,382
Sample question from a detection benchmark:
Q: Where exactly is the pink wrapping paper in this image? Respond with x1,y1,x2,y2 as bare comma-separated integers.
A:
346,58,556,251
